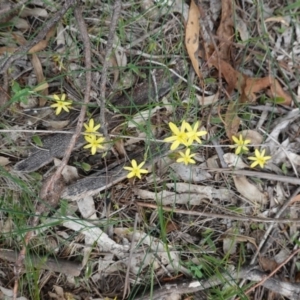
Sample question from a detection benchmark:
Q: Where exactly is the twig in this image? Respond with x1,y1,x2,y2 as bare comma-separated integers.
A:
136,201,300,224
0,0,77,74
0,249,81,276
98,0,121,137
212,168,300,185
242,248,300,298
250,186,300,263
123,213,138,299
135,265,300,300
51,7,92,181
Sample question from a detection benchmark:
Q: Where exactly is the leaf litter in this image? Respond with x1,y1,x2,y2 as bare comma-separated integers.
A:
1,0,300,299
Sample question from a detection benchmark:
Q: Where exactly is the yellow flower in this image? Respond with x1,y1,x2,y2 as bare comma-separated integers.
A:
176,148,196,165
50,94,72,115
52,55,65,70
185,121,207,145
84,119,101,135
248,149,271,168
123,160,148,179
231,134,251,155
84,135,105,155
164,121,190,150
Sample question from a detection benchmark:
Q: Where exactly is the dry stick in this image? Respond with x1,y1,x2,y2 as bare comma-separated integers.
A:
250,186,300,263
50,7,92,184
12,5,91,300
0,0,77,74
123,213,138,299
136,201,300,224
0,249,81,277
98,0,121,137
242,248,300,298
237,187,300,290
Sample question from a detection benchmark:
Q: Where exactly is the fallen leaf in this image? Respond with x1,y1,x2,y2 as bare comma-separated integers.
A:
185,0,202,78
196,92,219,105
236,17,249,41
223,153,248,169
210,57,292,105
223,237,237,255
238,130,263,148
265,16,289,26
216,0,234,61
291,194,300,204
259,256,278,272
233,175,268,204
31,53,48,106
54,158,79,184
45,120,70,130
20,7,48,18
224,101,241,141
166,220,180,233
0,156,10,166
170,163,212,182
77,196,97,219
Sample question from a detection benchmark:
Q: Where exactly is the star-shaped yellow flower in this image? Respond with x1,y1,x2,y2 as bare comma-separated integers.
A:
185,121,207,145
84,119,101,135
164,121,190,150
84,135,105,155
50,94,72,115
123,160,149,179
248,149,271,168
176,148,196,165
231,134,251,155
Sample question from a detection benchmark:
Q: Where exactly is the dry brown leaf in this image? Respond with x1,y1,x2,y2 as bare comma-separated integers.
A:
259,256,278,272
265,16,289,26
31,53,48,106
233,175,268,204
216,0,234,61
185,0,202,79
210,57,244,94
0,156,10,166
267,78,292,105
28,40,48,54
291,194,300,204
166,220,180,233
210,57,292,105
224,101,240,141
0,47,16,55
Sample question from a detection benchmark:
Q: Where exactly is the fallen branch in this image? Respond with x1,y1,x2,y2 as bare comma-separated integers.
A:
135,265,300,300
0,249,81,277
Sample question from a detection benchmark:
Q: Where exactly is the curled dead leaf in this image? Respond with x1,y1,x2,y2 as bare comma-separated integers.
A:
185,0,202,78
238,130,263,148
233,175,268,204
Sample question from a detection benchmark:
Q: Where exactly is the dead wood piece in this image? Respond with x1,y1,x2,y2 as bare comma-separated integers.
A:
14,134,85,173
135,266,300,300
63,143,168,200
0,249,81,276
